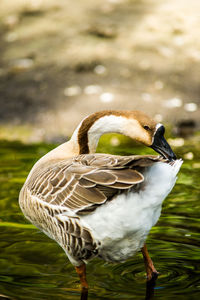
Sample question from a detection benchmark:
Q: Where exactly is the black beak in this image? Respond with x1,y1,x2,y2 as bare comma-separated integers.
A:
151,125,176,161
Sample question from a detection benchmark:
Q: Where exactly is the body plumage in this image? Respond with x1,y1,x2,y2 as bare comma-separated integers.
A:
19,110,182,290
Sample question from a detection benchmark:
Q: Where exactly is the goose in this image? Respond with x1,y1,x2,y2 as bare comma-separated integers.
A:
19,110,182,291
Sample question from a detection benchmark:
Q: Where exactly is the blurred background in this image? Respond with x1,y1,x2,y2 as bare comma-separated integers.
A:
0,1,200,299
0,0,200,143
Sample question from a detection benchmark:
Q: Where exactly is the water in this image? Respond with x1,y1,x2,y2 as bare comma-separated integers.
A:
0,139,199,300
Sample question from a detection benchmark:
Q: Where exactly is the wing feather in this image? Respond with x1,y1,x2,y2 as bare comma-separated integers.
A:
112,169,144,183
28,153,163,213
74,184,106,203
84,171,117,185
79,178,96,188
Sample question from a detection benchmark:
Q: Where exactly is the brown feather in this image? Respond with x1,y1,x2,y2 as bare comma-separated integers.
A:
74,184,106,203
79,178,96,188
109,182,135,189
112,169,144,183
84,171,117,185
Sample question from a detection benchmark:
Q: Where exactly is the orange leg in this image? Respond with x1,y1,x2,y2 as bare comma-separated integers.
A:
141,244,159,281
75,263,89,290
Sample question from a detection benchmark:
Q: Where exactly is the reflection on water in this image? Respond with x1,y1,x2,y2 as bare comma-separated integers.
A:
80,278,157,300
0,140,199,299
81,289,88,300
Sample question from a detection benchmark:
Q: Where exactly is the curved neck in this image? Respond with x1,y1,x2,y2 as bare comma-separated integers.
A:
71,112,130,154
27,110,155,179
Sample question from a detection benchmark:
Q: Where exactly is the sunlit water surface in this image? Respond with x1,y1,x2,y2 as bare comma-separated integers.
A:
0,140,199,300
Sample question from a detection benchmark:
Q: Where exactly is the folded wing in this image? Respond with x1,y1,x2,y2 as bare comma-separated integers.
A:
28,153,162,214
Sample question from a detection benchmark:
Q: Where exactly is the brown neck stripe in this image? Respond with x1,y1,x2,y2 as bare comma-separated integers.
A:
77,111,120,154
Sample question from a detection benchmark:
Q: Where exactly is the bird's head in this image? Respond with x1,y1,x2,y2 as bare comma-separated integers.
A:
123,111,176,161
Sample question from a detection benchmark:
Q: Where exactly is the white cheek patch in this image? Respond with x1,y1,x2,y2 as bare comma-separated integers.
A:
155,123,163,130
152,123,163,144
153,123,163,137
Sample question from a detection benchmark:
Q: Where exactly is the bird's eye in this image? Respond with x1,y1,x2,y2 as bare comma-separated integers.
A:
143,125,150,131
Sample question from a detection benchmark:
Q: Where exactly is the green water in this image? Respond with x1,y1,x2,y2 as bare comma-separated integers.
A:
0,139,199,300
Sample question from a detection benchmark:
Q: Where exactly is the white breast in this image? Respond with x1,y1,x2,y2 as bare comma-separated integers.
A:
82,159,183,262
